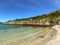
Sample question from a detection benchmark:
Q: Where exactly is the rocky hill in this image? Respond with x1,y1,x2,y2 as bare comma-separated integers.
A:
4,10,60,26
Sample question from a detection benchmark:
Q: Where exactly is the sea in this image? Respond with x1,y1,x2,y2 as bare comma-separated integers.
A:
0,24,46,45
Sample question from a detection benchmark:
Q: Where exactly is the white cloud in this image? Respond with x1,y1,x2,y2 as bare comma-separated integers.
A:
8,0,42,11
8,0,60,11
8,0,36,9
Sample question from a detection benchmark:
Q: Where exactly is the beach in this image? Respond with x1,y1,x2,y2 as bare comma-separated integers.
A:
4,27,57,45
47,25,60,45
0,24,57,45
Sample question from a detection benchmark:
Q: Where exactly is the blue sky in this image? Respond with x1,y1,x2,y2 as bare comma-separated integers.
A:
0,0,60,22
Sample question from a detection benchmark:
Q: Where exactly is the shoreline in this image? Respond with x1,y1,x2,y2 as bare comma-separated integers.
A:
47,25,60,45
4,27,57,45
0,24,57,45
18,26,57,45
3,24,53,27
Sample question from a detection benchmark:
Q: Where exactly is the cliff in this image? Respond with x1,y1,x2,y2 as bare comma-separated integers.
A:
4,10,60,26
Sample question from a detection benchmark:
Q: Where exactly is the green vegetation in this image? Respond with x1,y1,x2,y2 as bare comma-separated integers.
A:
5,10,60,25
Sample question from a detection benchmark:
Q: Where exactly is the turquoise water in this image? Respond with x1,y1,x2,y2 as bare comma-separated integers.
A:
0,24,46,45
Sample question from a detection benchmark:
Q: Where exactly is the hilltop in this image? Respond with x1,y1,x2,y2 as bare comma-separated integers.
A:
15,10,60,20
4,10,60,26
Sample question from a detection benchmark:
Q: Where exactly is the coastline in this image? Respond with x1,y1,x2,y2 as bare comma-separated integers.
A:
30,27,57,45
22,27,57,45
0,24,57,45
20,27,57,45
3,23,53,28
4,27,57,45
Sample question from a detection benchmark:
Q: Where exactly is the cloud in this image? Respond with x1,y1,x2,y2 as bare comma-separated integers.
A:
7,0,43,12
9,0,27,7
8,0,60,12
8,0,34,9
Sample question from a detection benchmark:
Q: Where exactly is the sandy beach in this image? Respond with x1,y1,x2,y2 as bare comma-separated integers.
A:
19,27,57,45
47,25,60,45
14,28,57,45
3,27,56,45
0,26,57,45
17,27,57,45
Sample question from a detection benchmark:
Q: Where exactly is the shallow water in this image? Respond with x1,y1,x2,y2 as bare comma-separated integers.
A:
0,24,46,45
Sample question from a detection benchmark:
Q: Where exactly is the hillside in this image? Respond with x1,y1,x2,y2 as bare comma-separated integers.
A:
15,10,60,21
4,10,60,25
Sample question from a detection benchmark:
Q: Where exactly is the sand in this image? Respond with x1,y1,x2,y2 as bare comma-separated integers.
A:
21,27,57,45
0,27,57,45
47,25,60,45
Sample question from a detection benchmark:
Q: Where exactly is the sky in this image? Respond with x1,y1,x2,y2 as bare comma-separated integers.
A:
0,0,60,22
